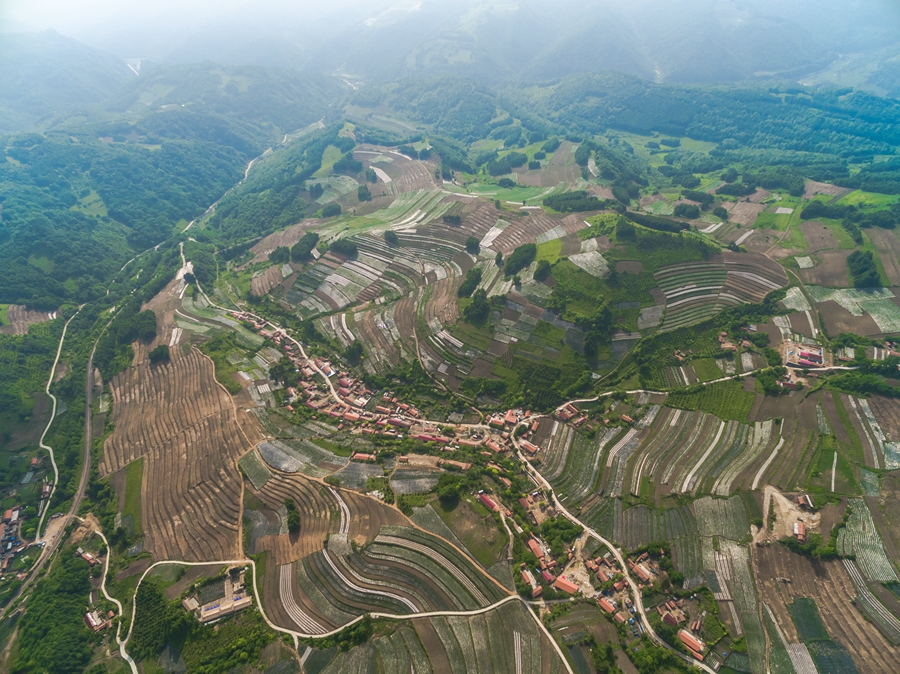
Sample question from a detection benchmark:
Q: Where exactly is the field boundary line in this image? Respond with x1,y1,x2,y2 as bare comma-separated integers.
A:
751,437,785,490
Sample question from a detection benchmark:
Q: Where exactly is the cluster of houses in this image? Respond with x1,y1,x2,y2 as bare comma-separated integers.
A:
1,507,27,573
655,597,687,627
555,403,587,426
626,552,657,587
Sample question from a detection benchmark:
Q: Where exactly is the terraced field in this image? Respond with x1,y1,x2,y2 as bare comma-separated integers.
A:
837,499,899,583
268,524,510,634
756,542,900,673
312,599,565,674
101,347,262,561
655,252,787,331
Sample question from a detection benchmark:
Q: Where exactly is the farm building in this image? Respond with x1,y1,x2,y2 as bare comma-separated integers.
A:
793,521,807,544
553,576,579,595
599,598,616,614
678,630,706,654
520,440,540,455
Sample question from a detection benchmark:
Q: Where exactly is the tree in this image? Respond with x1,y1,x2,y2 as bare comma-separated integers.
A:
291,232,320,262
308,182,324,199
463,289,490,325
148,344,170,364
712,206,729,220
673,203,700,219
721,167,739,183
504,243,536,277
285,499,300,533
465,236,480,254
322,202,342,217
345,340,363,365
357,184,371,201
384,230,399,246
495,251,503,266
329,238,358,257
534,259,551,281
365,167,377,183
268,246,290,264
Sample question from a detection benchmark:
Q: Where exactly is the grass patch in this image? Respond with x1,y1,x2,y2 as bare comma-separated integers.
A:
666,380,756,422
123,458,143,537
434,500,508,568
754,212,791,230
536,239,563,264
836,190,899,209
309,437,354,457
692,358,724,382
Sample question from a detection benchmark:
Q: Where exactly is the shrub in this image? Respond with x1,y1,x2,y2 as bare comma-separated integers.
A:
384,230,399,246
149,344,170,364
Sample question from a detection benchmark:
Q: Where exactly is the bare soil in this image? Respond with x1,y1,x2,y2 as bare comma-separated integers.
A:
798,250,851,287
818,300,881,337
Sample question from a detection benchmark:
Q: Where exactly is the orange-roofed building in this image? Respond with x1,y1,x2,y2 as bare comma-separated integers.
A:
553,576,579,595
678,630,706,654
598,598,615,614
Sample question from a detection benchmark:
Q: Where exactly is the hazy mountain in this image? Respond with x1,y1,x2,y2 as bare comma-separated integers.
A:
0,30,133,133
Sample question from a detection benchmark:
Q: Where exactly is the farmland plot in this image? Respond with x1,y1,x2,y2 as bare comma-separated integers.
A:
754,541,900,673
693,495,750,541
620,504,703,587
0,304,57,335
719,540,767,673
546,426,618,504
655,252,787,331
837,499,899,583
391,468,442,495
807,286,900,335
101,348,261,561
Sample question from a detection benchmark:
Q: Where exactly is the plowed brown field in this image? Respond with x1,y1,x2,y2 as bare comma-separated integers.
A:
101,347,262,561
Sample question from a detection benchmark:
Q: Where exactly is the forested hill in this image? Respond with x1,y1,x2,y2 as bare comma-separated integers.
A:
103,63,345,141
0,63,346,309
0,30,133,134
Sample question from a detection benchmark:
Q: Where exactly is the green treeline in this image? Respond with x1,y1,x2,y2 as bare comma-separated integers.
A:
847,250,881,288
457,267,483,297
10,552,94,674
